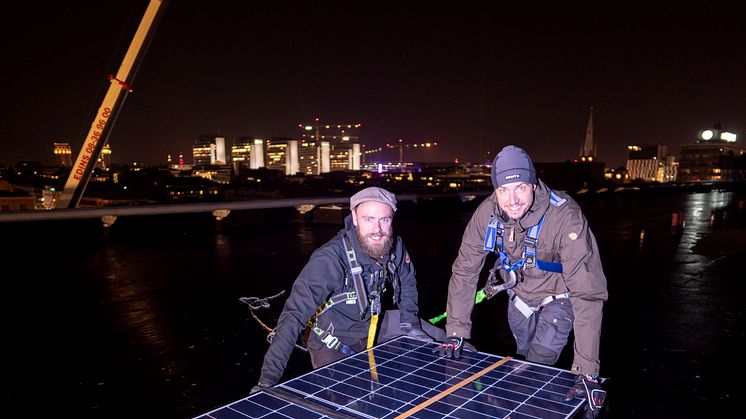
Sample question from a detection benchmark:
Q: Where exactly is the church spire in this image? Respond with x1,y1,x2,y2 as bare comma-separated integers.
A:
579,106,595,161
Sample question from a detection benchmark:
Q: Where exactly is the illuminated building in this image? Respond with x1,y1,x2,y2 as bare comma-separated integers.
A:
96,143,112,171
266,138,300,175
53,142,72,167
249,139,265,169
231,136,254,174
625,144,677,182
299,118,362,173
193,134,227,165
678,124,745,181
298,138,321,175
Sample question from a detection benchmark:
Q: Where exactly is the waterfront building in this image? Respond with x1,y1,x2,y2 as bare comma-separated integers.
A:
625,144,677,182
193,165,231,184
677,124,745,182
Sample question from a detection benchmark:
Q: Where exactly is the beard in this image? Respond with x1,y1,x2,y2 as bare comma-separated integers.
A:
356,229,394,259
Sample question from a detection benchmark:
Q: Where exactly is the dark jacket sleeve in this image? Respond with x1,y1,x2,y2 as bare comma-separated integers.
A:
395,239,419,326
258,245,344,385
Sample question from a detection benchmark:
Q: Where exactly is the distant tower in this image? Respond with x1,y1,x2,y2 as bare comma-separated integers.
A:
579,107,596,161
53,142,73,166
96,143,112,170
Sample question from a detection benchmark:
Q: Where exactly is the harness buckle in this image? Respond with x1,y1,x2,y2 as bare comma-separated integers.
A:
321,334,340,349
524,256,535,268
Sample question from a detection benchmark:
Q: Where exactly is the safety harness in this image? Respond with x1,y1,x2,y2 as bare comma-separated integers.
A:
481,190,569,312
306,234,393,355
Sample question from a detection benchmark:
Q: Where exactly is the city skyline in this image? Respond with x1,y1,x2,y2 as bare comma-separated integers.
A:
3,1,745,168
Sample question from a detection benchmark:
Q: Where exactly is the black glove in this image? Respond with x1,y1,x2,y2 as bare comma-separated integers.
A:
401,322,432,342
433,336,464,359
564,374,606,418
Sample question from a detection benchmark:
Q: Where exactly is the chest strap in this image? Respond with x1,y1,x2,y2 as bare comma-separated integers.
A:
483,191,564,274
342,235,370,319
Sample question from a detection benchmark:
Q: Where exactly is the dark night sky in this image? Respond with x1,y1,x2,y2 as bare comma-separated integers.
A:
3,1,745,168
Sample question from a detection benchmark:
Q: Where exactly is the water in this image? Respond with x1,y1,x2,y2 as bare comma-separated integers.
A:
2,188,745,418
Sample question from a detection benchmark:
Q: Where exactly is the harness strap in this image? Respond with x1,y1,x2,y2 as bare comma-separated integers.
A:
342,235,369,319
367,313,379,349
308,292,358,326
484,190,566,274
310,325,356,355
508,289,570,318
523,216,563,272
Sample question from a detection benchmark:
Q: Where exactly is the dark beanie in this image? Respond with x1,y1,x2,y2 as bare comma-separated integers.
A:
490,145,537,188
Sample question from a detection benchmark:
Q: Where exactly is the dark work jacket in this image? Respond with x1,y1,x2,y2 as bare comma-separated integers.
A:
258,214,419,385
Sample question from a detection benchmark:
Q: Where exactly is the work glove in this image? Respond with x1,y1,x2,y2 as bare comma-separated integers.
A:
433,336,464,359
564,374,606,418
250,382,271,395
400,322,432,342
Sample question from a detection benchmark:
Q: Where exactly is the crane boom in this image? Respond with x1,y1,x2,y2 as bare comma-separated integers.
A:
57,0,168,209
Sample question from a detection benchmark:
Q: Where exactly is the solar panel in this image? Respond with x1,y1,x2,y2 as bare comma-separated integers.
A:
196,336,586,418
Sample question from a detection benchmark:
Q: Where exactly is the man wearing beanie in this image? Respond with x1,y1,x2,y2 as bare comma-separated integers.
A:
436,145,608,418
254,186,444,392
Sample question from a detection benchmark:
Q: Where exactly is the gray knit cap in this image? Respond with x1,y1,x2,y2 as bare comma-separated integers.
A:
350,187,397,212
491,145,537,188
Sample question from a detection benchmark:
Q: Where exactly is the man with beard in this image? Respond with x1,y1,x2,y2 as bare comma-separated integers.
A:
254,187,442,391
436,145,608,418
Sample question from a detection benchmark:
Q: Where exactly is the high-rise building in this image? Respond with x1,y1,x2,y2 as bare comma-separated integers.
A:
298,118,362,173
266,138,300,175
249,139,265,169
298,139,321,175
231,136,253,174
193,134,227,165
678,124,744,181
53,142,72,166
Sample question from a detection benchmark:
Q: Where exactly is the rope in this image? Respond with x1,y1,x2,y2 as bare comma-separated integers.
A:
239,291,308,353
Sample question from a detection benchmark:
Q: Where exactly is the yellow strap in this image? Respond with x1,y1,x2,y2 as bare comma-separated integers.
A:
367,349,379,382
366,313,379,349
395,356,513,419
366,313,380,382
